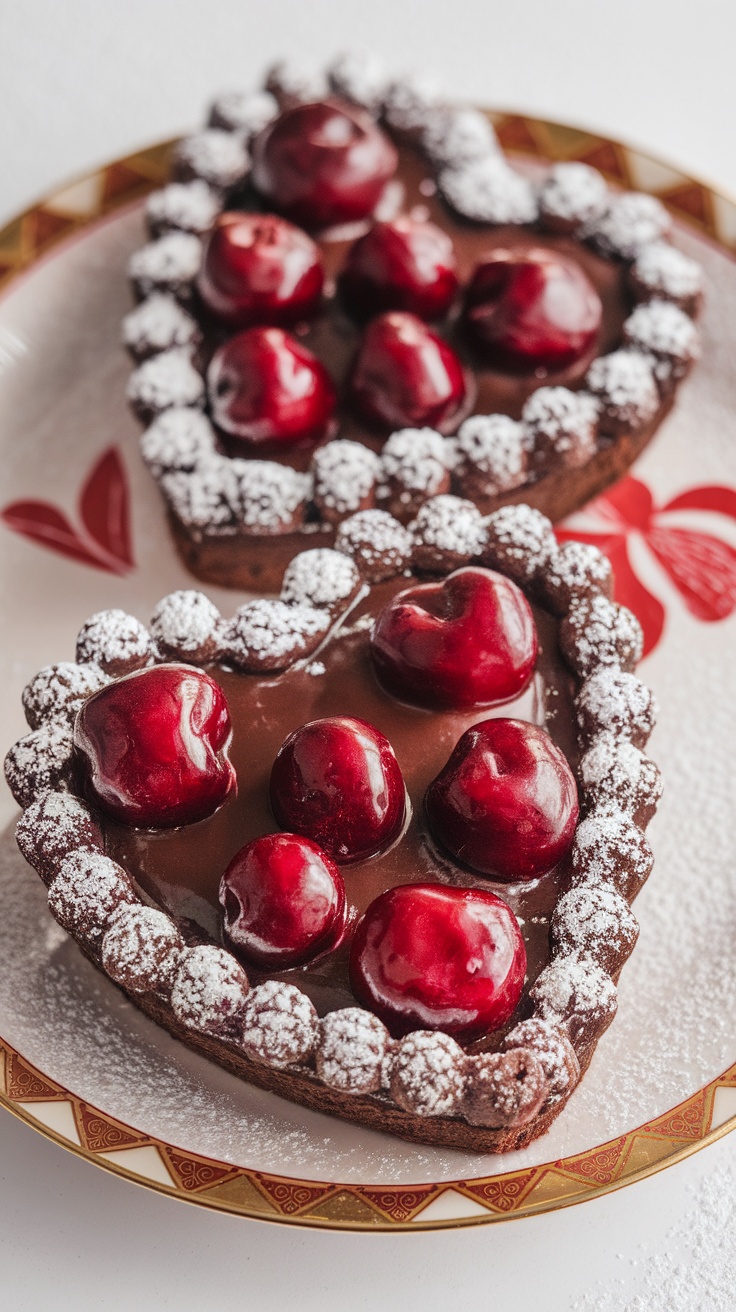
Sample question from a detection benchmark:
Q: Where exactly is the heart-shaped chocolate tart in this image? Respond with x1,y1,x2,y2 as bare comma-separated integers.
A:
6,497,660,1151
123,54,702,592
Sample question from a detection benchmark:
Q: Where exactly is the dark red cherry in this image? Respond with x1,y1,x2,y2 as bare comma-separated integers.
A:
425,718,579,882
339,216,458,321
349,311,469,432
349,883,526,1039
269,716,406,863
197,212,324,328
208,326,336,447
251,99,398,230
73,665,235,829
371,566,538,709
462,248,602,372
219,832,348,969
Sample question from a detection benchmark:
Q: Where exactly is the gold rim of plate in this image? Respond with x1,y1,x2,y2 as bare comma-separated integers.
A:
0,112,734,1230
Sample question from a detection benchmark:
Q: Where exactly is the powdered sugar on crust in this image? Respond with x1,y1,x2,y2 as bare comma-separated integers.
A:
311,440,381,519
383,71,443,135
579,733,663,822
570,806,654,899
439,158,539,225
264,58,329,107
522,386,600,471
233,460,311,533
327,51,389,115
122,294,201,361
241,980,319,1067
530,954,618,1049
381,427,452,498
146,181,222,237
161,463,238,535
623,299,701,375
128,233,203,300
585,192,672,260
316,1007,391,1094
538,162,608,231
421,106,499,168
222,599,329,672
48,852,136,950
410,494,486,572
462,1048,547,1128
127,349,205,419
4,723,74,808
149,590,222,662
22,661,109,730
335,508,413,582
208,89,278,138
281,548,360,610
390,1031,467,1116
585,349,659,433
561,594,643,678
503,1017,580,1102
454,414,527,498
576,667,657,747
172,130,250,190
551,886,639,973
15,791,103,887
102,905,184,997
172,945,250,1041
630,241,703,308
542,540,613,616
76,609,156,676
140,408,218,478
482,503,556,581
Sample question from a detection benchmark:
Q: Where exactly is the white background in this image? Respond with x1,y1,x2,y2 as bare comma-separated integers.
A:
1,1,735,1307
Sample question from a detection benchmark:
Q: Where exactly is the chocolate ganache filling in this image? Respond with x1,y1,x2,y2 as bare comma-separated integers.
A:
103,581,578,1047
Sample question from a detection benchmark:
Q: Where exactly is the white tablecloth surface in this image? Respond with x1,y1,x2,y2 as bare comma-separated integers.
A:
1,2,734,1307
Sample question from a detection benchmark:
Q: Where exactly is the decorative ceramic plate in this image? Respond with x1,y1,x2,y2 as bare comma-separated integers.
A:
0,115,735,1231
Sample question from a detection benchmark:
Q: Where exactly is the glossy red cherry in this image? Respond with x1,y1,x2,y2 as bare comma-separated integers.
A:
463,248,602,372
339,216,458,321
251,99,398,230
269,716,406,863
371,566,538,709
197,212,324,328
219,832,348,969
349,883,526,1039
208,326,336,447
349,311,469,432
425,718,579,882
73,665,235,829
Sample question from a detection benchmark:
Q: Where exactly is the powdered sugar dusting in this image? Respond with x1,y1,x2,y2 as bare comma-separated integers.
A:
208,89,278,138
482,503,556,580
381,427,452,496
241,980,318,1068
233,460,310,532
128,233,203,298
585,192,672,259
538,162,608,229
149,590,221,658
421,106,499,168
102,905,183,997
316,1007,391,1094
552,886,639,968
22,661,109,729
624,299,701,371
410,493,486,568
4,723,74,808
76,609,155,675
281,548,359,609
223,599,329,671
173,129,250,189
455,413,527,496
145,181,222,237
391,1031,467,1117
312,440,381,516
48,852,135,948
127,349,204,417
140,407,217,477
122,294,201,360
576,667,656,745
335,508,413,582
585,349,659,431
631,240,704,304
171,945,249,1041
439,157,539,225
